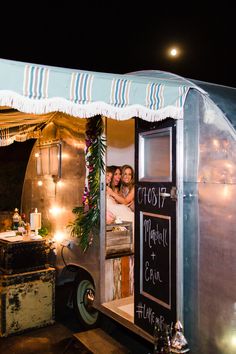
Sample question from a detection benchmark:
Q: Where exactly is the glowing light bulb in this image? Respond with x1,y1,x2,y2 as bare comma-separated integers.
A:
54,231,65,243
57,180,63,187
49,206,62,216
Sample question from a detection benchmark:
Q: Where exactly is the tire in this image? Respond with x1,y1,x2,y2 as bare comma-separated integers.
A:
73,272,99,329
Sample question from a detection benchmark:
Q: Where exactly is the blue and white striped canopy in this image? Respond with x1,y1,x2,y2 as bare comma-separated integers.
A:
0,58,205,122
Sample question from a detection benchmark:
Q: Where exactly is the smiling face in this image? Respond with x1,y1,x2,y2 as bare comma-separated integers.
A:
122,167,133,184
113,168,121,186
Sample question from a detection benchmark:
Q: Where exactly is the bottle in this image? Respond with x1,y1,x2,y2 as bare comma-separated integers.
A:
25,222,31,237
20,213,27,227
12,208,20,230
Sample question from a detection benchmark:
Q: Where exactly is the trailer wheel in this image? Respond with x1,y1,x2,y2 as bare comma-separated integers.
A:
73,272,99,329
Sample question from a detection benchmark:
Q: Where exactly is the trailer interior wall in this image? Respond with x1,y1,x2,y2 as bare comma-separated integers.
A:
106,118,134,167
183,89,236,354
21,117,100,292
101,117,135,306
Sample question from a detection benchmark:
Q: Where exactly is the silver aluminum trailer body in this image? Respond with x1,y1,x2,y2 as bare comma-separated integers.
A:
0,59,236,353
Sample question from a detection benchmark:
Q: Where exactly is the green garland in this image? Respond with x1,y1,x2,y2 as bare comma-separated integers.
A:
68,115,106,252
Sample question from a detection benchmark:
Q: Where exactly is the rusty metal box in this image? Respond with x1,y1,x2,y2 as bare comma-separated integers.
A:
0,238,49,274
0,267,55,337
106,221,133,258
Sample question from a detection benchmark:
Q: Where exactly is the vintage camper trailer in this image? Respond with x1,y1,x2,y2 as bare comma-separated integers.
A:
0,58,236,354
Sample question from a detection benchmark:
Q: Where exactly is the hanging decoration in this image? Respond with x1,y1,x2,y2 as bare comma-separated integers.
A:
68,115,106,252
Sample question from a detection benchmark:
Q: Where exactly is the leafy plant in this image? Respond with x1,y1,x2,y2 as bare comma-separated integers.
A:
38,226,49,237
68,116,106,252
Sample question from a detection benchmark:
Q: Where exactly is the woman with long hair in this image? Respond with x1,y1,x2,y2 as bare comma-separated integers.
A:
107,164,134,211
106,165,121,224
110,165,122,193
106,166,114,187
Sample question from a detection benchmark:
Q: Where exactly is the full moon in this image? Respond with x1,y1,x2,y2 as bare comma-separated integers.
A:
170,48,178,57
165,46,182,59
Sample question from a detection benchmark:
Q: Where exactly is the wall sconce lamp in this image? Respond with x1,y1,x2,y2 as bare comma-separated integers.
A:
52,174,61,197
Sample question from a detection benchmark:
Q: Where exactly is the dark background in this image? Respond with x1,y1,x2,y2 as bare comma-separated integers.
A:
0,2,235,87
0,141,35,212
0,2,235,213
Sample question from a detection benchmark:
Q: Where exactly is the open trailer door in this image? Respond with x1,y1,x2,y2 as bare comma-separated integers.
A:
134,117,178,335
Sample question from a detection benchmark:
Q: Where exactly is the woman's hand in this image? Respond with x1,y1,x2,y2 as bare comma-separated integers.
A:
106,186,114,196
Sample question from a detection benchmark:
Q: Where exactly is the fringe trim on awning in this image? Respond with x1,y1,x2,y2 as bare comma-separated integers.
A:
0,129,41,146
0,90,184,122
0,137,14,146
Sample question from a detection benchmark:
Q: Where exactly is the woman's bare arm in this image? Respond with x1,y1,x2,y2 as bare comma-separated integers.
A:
107,186,134,205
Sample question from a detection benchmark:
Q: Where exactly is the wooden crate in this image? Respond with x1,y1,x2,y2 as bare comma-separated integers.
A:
0,267,55,337
106,222,133,258
0,238,49,274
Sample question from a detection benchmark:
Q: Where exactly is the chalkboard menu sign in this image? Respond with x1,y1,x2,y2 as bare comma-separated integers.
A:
140,211,171,309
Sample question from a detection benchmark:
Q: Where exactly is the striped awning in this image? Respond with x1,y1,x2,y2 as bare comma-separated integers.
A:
0,58,206,122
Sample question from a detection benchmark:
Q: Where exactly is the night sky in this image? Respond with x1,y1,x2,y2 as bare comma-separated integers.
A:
1,2,235,87
0,2,235,212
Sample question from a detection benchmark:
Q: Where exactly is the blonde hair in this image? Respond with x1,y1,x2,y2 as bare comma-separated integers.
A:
121,164,134,191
